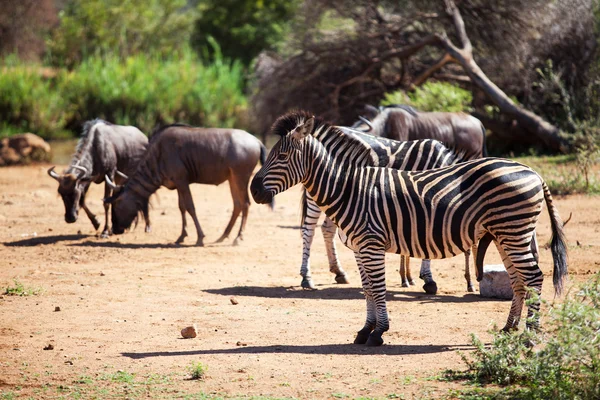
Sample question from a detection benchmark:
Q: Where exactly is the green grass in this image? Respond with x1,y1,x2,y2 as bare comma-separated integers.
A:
3,279,42,296
441,273,600,400
515,154,600,194
188,362,208,381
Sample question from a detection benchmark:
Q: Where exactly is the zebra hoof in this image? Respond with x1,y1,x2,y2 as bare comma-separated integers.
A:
334,273,349,284
366,332,384,347
92,220,101,231
354,327,372,344
467,285,475,293
100,232,110,239
409,280,416,286
423,282,438,295
301,277,316,290
401,281,410,288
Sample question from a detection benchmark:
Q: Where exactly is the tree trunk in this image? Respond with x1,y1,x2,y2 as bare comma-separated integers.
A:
411,0,570,153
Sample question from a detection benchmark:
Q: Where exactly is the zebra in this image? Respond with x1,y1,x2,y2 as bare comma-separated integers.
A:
299,126,481,293
250,110,568,346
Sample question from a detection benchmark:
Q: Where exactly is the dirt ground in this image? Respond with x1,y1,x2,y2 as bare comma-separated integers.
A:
1,164,598,399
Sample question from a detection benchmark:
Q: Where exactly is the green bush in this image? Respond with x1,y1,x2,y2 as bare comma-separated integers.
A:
382,81,473,113
457,273,600,399
0,47,248,138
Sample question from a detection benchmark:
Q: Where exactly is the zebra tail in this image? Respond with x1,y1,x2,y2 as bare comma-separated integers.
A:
543,181,568,296
258,142,275,210
480,122,488,157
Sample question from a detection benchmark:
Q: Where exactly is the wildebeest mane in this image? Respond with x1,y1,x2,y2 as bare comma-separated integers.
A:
382,104,419,116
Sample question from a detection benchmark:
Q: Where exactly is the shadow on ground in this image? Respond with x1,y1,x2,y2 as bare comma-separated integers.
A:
122,343,476,359
3,234,89,247
204,286,499,304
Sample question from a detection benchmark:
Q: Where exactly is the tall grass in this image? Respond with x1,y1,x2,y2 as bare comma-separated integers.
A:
0,47,248,139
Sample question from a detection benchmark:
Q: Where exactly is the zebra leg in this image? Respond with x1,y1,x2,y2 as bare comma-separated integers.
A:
419,260,438,295
399,256,412,287
322,217,348,284
354,252,376,344
465,248,476,292
357,248,389,347
300,198,321,290
495,241,543,332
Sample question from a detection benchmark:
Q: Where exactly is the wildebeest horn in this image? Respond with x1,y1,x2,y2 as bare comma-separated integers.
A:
115,170,129,180
105,174,118,190
47,166,61,181
358,116,374,131
71,164,88,176
365,104,379,115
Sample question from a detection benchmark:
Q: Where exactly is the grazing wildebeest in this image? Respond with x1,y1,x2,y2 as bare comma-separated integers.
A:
104,124,271,246
251,111,568,346
47,119,150,237
354,104,488,159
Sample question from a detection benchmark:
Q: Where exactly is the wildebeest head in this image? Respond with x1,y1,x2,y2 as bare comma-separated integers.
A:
47,166,91,223
103,176,148,235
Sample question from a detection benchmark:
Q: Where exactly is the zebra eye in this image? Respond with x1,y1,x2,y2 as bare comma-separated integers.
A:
277,153,288,160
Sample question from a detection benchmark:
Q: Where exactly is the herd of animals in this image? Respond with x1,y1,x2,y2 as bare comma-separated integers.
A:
46,105,568,347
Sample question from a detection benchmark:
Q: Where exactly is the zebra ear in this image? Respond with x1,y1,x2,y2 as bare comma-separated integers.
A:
291,117,315,141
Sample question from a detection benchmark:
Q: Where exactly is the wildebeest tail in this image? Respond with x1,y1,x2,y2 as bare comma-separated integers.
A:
259,142,275,210
543,181,568,296
480,121,488,157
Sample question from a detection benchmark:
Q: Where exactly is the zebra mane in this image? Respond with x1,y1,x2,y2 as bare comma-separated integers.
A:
271,110,330,137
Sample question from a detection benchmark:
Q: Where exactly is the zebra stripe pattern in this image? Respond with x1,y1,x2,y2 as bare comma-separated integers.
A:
299,127,477,292
251,111,568,346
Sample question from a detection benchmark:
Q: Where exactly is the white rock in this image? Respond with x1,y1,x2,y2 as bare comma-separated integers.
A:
479,264,513,300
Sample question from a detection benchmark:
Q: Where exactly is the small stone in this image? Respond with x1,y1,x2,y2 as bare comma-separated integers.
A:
181,325,198,339
54,306,61,312
236,341,247,346
479,264,513,300
230,297,239,305
100,271,105,276
64,360,73,365
43,344,54,350
77,230,82,235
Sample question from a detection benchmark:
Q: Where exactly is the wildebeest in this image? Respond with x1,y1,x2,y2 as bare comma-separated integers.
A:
354,104,488,159
47,119,150,237
104,124,271,246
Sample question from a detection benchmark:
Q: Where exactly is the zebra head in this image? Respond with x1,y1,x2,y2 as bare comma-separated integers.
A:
251,111,316,205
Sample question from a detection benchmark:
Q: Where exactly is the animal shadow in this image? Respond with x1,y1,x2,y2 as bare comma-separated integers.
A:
204,286,491,303
121,342,474,358
3,234,89,247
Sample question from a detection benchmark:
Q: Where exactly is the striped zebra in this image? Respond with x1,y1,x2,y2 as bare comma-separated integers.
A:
299,126,480,293
251,111,568,346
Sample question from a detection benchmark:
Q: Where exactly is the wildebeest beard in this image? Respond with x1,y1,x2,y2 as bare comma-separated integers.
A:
110,188,149,235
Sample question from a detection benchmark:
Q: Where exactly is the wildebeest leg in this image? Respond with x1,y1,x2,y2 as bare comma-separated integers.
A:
399,256,413,287
419,260,437,295
100,182,112,238
215,175,247,245
179,185,204,247
321,217,349,284
143,208,151,233
80,192,100,231
175,189,188,244
464,248,476,292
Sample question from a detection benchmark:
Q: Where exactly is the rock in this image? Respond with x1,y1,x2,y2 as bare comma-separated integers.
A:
43,344,54,350
54,306,61,312
181,325,198,339
236,341,247,346
230,297,239,305
479,264,513,300
0,133,51,166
